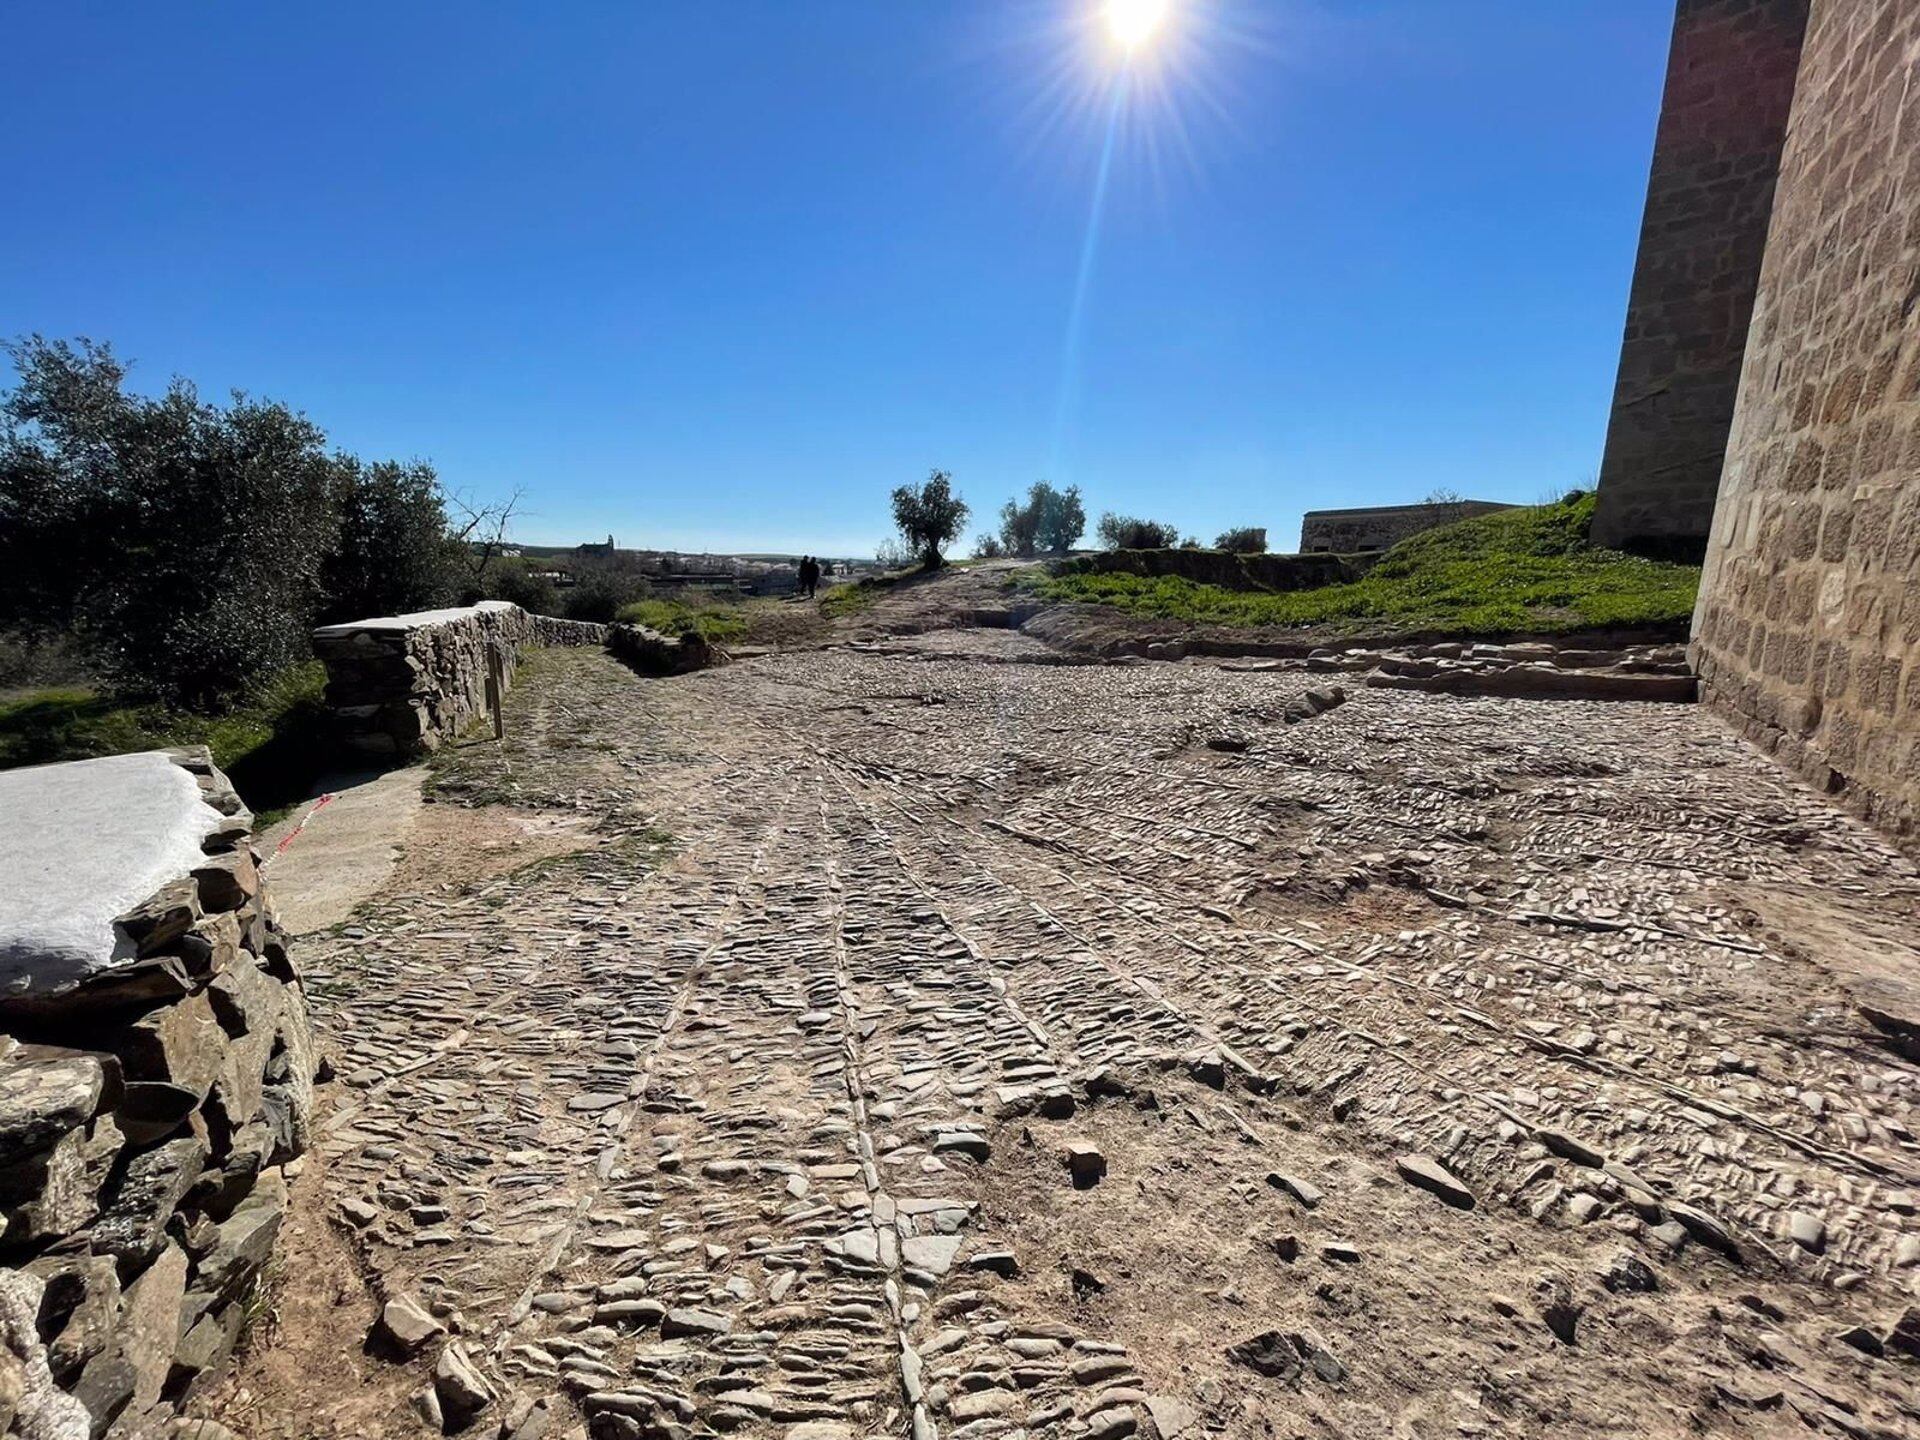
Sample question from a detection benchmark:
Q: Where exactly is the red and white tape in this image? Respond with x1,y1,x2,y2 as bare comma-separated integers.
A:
262,791,335,870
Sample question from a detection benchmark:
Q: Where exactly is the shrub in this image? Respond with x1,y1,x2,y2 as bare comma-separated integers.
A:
483,557,561,615
562,568,650,623
1215,526,1267,554
972,533,1006,559
1096,513,1181,550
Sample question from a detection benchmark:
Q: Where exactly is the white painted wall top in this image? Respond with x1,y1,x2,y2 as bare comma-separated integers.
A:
0,751,224,993
312,600,517,638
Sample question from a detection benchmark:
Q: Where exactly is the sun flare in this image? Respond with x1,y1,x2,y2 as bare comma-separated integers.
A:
1104,0,1169,54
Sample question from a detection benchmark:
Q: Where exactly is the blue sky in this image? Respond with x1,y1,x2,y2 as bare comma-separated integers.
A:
4,2,1671,556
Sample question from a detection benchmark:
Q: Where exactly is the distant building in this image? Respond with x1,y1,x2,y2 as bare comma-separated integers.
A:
575,534,615,558
1298,501,1515,554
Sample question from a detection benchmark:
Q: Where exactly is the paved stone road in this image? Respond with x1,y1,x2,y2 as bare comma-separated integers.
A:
234,641,1920,1439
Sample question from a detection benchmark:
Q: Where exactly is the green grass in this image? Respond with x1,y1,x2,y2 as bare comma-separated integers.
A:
0,661,332,818
818,569,914,618
615,597,749,642
1022,493,1700,635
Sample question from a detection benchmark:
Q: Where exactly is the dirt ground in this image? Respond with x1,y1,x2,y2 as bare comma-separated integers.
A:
205,590,1920,1440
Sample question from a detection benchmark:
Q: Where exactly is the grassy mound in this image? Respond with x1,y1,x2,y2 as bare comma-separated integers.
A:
1020,494,1699,635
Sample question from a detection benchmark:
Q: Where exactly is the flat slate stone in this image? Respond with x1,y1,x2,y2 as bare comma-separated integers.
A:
0,1047,106,1167
1394,1154,1474,1209
1266,1172,1323,1209
566,1092,627,1113
901,1234,964,1275
661,1307,731,1337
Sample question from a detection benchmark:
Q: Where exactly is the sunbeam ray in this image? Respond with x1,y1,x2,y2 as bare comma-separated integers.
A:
1048,75,1129,480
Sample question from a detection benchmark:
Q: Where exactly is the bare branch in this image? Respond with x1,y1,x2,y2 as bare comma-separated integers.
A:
447,486,526,585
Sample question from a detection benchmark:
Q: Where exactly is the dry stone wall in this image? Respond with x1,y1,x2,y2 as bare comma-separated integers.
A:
313,602,607,757
1692,0,1920,841
1591,0,1809,556
604,622,724,676
0,748,316,1439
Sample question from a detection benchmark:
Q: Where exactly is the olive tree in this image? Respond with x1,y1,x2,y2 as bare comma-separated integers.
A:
0,335,473,706
0,337,340,705
320,458,457,623
890,470,970,569
998,482,1085,556
1214,526,1266,553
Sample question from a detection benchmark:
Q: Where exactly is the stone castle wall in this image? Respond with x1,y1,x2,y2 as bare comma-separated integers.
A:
1692,0,1920,839
313,602,607,757
0,748,317,1438
1591,0,1809,556
1298,502,1514,554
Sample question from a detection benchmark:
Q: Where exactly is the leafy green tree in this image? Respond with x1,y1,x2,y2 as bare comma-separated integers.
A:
890,470,969,569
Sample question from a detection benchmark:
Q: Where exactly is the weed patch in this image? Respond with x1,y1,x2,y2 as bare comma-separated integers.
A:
616,597,748,642
0,662,331,817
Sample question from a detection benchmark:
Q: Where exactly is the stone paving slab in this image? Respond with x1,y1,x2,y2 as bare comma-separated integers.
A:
214,645,1920,1439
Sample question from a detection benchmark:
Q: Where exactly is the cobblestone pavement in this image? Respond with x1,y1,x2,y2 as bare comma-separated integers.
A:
237,644,1920,1440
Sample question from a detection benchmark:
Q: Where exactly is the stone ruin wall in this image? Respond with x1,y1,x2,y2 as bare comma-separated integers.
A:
1591,0,1809,556
1692,0,1920,840
604,622,726,677
1297,501,1515,554
313,602,607,757
0,748,317,1439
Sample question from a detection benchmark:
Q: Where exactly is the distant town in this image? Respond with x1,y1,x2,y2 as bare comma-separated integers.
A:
496,536,879,599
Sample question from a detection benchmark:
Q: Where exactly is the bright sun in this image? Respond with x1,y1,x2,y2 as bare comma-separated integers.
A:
1104,0,1170,53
